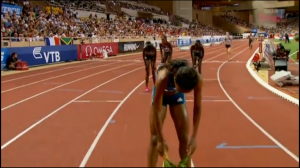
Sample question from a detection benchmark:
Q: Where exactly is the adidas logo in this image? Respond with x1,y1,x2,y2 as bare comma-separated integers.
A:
177,97,183,102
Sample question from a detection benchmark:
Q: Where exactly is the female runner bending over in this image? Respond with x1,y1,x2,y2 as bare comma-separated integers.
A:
224,32,232,60
148,59,203,167
190,40,205,74
143,41,157,92
159,35,173,63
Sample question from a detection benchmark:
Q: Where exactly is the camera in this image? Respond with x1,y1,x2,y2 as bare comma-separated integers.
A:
275,43,291,61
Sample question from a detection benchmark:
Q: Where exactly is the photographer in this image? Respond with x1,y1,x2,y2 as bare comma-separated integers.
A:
6,52,20,70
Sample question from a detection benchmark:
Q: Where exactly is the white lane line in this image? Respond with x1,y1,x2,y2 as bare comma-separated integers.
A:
1,50,188,93
1,62,120,93
1,63,138,111
78,75,196,167
1,42,247,166
1,51,155,83
217,47,299,162
0,47,229,111
1,67,144,150
73,100,122,103
1,62,100,83
78,43,248,167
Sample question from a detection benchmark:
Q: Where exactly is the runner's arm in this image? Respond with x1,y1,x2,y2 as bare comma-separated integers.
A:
169,42,173,57
190,45,194,58
191,75,203,138
159,43,163,57
143,49,146,65
201,46,205,58
154,49,157,62
152,71,168,141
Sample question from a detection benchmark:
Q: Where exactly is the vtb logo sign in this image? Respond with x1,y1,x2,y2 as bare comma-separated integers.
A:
33,47,61,63
1,52,4,62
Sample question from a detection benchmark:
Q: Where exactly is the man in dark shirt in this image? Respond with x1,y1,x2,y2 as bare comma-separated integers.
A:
6,52,19,70
285,33,290,43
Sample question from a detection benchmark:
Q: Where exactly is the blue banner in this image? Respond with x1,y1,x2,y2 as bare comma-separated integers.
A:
252,29,258,33
177,36,192,47
258,32,268,37
193,36,225,45
1,3,23,16
1,48,9,70
197,36,212,44
6,45,78,67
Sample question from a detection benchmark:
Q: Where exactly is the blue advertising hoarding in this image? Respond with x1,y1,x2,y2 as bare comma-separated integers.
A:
7,45,78,67
1,48,9,70
1,3,23,16
177,36,192,47
252,29,258,33
198,36,211,44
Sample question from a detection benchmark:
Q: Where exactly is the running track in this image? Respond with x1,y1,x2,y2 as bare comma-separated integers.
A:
1,41,299,167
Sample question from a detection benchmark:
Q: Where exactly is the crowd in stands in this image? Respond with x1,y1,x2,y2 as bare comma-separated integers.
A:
219,14,254,29
99,0,166,16
1,0,299,43
1,0,225,42
97,0,190,25
189,21,224,36
218,14,299,35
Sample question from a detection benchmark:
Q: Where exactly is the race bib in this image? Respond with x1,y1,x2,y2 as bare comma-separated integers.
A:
193,50,201,53
164,47,170,52
193,51,202,57
145,50,155,56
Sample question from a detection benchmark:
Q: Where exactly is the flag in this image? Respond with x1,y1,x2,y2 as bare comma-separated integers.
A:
60,37,73,45
44,37,60,46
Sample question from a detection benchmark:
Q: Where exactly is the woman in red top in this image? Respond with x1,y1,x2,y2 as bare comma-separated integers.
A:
159,35,173,63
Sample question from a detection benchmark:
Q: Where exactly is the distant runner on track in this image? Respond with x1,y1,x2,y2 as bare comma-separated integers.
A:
248,33,254,50
224,32,232,61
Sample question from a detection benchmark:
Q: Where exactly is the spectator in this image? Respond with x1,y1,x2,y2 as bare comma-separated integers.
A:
11,32,19,41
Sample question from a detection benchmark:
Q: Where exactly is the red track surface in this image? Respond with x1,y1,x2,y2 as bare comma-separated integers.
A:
1,41,299,167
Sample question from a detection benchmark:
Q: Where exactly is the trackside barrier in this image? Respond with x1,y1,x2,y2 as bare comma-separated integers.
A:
177,36,192,51
193,36,226,47
1,35,249,70
1,48,9,70
274,34,296,40
147,40,177,50
1,45,78,69
118,41,144,54
78,42,119,60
